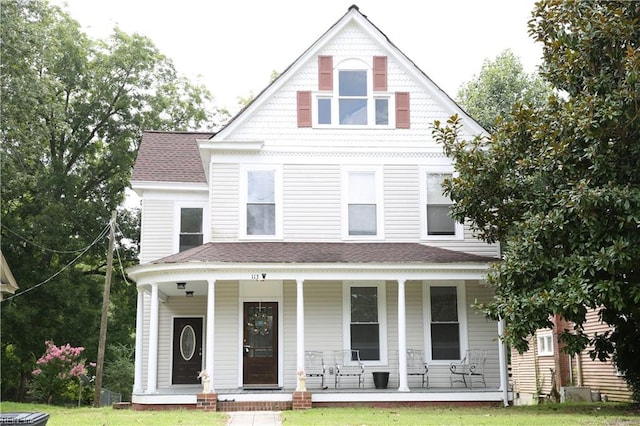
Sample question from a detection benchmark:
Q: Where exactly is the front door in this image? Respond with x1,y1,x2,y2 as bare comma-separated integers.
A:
172,317,203,384
243,302,278,387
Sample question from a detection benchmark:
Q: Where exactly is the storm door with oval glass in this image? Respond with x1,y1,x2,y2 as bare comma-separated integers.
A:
243,302,278,387
172,317,203,384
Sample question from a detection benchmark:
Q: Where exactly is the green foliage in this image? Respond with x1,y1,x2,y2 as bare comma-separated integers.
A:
103,344,134,402
0,0,222,401
456,49,552,132
433,0,640,402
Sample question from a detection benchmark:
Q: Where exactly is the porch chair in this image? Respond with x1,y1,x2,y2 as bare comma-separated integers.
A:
406,349,429,388
449,348,487,389
333,349,365,389
304,351,327,389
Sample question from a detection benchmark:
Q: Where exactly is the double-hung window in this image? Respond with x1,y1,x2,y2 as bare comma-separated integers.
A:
425,282,467,362
343,167,383,239
179,208,203,252
536,330,554,356
241,165,281,238
344,282,387,363
421,170,462,239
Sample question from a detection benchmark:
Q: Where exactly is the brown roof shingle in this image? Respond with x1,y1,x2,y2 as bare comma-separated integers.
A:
153,242,497,265
132,131,214,183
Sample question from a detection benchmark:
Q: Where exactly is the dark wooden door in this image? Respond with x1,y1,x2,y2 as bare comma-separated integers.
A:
243,302,278,386
172,317,202,384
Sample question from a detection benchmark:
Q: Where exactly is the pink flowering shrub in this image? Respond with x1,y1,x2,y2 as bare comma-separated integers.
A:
30,340,94,404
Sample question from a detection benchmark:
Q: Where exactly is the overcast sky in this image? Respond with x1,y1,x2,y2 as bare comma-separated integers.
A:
51,0,543,113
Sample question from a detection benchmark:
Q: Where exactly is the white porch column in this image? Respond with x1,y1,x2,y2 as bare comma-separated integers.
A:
498,317,509,407
205,279,216,392
133,289,144,394
146,283,159,393
397,279,409,392
296,278,305,391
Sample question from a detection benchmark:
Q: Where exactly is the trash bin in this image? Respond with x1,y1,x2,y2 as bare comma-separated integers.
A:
372,372,389,389
0,412,50,425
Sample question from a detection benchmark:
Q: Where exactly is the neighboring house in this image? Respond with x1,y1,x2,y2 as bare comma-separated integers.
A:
0,251,19,301
511,312,632,405
127,5,509,410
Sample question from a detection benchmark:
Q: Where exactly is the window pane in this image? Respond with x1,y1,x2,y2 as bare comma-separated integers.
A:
349,204,376,235
181,208,202,233
179,234,202,252
431,323,460,360
375,98,388,125
351,324,380,360
427,173,451,204
339,99,367,124
247,204,275,235
349,172,375,203
351,287,378,322
248,171,274,203
339,70,367,96
430,286,458,322
427,205,455,235
318,98,331,124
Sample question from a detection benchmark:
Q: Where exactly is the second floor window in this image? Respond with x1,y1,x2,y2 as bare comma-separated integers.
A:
179,208,203,252
247,170,275,235
426,173,455,236
348,171,377,236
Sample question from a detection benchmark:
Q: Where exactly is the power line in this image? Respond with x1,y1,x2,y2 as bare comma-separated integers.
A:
1,223,103,254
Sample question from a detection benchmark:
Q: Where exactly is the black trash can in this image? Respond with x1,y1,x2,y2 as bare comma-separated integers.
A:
0,412,49,425
372,371,389,389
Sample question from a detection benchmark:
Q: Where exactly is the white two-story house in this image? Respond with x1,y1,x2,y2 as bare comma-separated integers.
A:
127,5,509,410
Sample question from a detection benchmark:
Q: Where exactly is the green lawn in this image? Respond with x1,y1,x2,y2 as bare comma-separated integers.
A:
1,401,638,426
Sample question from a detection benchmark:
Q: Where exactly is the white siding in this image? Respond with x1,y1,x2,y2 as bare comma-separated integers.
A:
210,163,239,240
384,166,421,241
139,199,173,263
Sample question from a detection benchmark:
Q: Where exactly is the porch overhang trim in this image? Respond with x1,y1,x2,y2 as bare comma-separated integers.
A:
131,181,208,192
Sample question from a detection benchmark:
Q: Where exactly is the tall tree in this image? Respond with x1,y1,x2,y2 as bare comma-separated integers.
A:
0,0,225,401
433,0,640,401
456,49,551,132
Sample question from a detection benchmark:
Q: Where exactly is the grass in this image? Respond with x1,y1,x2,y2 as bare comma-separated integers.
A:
0,401,638,425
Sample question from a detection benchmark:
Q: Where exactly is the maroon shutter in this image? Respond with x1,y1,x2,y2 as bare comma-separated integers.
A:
373,56,387,91
395,92,410,128
318,56,333,91
297,91,312,127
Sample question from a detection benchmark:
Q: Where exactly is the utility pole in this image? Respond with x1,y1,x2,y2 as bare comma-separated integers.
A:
94,211,116,407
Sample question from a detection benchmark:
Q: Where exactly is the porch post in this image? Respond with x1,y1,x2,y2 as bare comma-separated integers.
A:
296,278,305,391
206,279,216,392
498,317,509,407
146,283,159,393
397,279,409,392
133,289,144,394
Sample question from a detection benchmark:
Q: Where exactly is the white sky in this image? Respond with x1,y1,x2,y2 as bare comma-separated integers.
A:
52,0,543,113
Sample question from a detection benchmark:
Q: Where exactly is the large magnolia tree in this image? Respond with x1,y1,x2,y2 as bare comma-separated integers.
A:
433,0,640,401
0,0,226,401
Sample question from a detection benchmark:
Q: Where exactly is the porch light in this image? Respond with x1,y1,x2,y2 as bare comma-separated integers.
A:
177,282,186,289
186,291,194,297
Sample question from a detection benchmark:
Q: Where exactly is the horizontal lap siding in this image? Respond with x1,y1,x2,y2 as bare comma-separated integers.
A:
214,282,240,388
283,165,341,240
211,163,239,240
384,166,420,240
511,336,537,394
139,199,174,263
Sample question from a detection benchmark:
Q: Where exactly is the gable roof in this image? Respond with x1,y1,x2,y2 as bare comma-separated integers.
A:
132,131,214,184
151,242,497,265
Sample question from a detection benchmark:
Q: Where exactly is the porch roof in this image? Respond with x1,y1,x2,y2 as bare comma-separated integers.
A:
152,242,498,265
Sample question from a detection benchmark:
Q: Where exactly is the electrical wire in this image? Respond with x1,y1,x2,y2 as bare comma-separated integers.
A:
1,223,102,254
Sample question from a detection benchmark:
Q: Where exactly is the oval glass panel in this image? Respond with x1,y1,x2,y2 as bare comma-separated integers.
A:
180,325,196,361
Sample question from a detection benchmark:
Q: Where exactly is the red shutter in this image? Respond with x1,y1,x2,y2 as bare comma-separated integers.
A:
297,91,312,127
395,92,410,128
318,56,333,91
373,56,387,91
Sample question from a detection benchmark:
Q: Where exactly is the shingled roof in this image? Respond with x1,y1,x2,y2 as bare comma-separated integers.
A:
152,242,497,265
132,131,214,183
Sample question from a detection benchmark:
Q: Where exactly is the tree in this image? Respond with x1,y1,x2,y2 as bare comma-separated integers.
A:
0,0,225,401
456,49,551,132
433,1,640,401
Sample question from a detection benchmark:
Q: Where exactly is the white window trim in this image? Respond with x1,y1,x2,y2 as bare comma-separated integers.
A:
536,330,554,356
239,164,283,240
419,166,464,241
312,58,394,129
173,201,209,253
341,165,385,240
423,280,469,364
342,281,388,366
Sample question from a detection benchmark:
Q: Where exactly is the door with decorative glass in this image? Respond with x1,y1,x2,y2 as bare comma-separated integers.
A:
172,317,203,384
243,302,278,387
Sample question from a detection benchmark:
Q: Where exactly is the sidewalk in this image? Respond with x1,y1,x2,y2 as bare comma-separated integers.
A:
225,411,283,426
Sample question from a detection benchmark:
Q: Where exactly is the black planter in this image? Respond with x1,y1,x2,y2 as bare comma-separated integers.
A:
372,371,389,389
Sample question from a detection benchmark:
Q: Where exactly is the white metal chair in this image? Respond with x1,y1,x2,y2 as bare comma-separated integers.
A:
333,349,365,388
406,349,429,388
449,348,487,389
305,351,327,389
